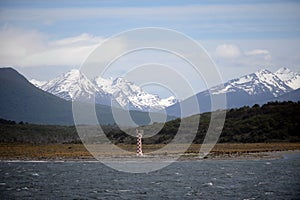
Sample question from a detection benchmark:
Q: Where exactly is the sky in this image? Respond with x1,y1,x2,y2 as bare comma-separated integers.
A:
0,0,300,97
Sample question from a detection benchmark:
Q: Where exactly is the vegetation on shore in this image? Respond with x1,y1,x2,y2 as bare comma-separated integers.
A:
0,101,299,145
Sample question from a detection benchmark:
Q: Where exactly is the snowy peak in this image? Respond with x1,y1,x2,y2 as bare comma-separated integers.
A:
160,96,178,107
106,77,174,111
40,69,97,102
275,67,300,90
111,77,142,96
31,67,298,112
33,70,178,112
252,69,290,96
210,68,295,97
275,67,292,74
30,79,46,87
112,77,128,85
255,69,272,76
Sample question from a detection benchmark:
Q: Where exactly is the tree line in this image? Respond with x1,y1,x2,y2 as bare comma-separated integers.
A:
0,101,299,144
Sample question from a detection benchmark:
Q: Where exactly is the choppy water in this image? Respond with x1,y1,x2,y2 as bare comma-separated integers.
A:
1,154,299,199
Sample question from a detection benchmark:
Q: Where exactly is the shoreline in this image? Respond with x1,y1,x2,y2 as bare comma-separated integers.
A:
1,143,300,162
0,150,299,162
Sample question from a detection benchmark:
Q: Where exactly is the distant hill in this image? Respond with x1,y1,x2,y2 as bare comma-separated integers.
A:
107,101,300,144
0,68,172,125
167,68,300,117
1,101,299,144
0,68,74,125
271,88,300,102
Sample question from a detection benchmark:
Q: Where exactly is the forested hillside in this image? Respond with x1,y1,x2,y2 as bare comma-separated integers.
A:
108,101,300,144
0,101,299,144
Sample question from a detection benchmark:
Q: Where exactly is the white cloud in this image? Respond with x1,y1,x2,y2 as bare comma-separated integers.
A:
207,41,277,80
245,49,270,56
244,49,272,62
215,44,241,59
0,26,45,62
0,27,127,67
50,33,103,46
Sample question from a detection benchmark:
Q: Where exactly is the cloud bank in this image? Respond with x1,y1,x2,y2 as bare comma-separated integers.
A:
215,44,241,59
0,26,104,67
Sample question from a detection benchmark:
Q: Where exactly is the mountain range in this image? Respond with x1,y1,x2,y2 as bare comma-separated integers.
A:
31,67,300,117
31,70,177,112
0,68,173,125
1,66,299,125
166,67,300,117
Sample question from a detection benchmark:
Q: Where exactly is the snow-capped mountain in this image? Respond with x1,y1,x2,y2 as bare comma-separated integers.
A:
39,69,98,103
209,68,293,97
31,70,178,111
167,67,300,117
2,67,174,126
99,77,168,111
159,96,178,107
30,79,46,88
274,67,300,90
31,67,299,116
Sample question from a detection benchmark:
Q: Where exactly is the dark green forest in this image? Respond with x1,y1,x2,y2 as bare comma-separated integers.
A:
1,101,299,144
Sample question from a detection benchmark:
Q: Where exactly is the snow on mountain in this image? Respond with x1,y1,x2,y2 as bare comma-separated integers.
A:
167,67,299,117
40,69,98,102
210,69,293,97
32,67,298,113
95,77,178,111
159,96,178,107
34,70,178,111
94,76,113,93
275,67,300,90
30,79,46,87
108,77,165,110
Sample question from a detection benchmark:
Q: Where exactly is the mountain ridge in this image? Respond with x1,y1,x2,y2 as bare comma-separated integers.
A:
31,70,178,112
166,67,300,117
0,67,174,125
25,66,300,117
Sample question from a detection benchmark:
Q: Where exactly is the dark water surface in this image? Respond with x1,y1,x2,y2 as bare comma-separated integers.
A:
1,154,299,199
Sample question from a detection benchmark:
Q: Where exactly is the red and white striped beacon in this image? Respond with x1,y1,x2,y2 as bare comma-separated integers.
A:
136,129,143,156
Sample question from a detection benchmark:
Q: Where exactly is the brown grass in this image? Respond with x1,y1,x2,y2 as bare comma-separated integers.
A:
0,143,300,160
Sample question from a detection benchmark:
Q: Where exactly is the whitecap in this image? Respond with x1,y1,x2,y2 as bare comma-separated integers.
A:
185,192,192,196
118,189,131,192
203,182,213,186
265,191,274,195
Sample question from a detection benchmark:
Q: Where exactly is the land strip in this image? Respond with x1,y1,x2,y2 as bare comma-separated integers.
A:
1,143,299,161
